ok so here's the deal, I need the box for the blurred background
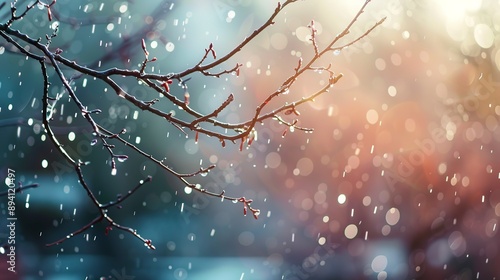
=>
[1,0,500,279]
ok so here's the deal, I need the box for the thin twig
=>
[0,183,39,196]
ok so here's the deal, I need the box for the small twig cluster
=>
[4,0,56,26]
[0,0,384,249]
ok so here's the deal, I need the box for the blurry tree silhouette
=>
[0,0,384,250]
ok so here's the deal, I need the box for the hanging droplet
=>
[115,155,128,162]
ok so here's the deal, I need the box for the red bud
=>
[162,81,170,92]
[239,138,245,151]
[253,210,260,219]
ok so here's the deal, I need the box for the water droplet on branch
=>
[115,155,128,162]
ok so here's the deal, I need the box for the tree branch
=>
[1,0,382,249]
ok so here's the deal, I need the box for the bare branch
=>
[1,0,382,249]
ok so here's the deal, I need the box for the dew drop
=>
[116,155,128,162]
